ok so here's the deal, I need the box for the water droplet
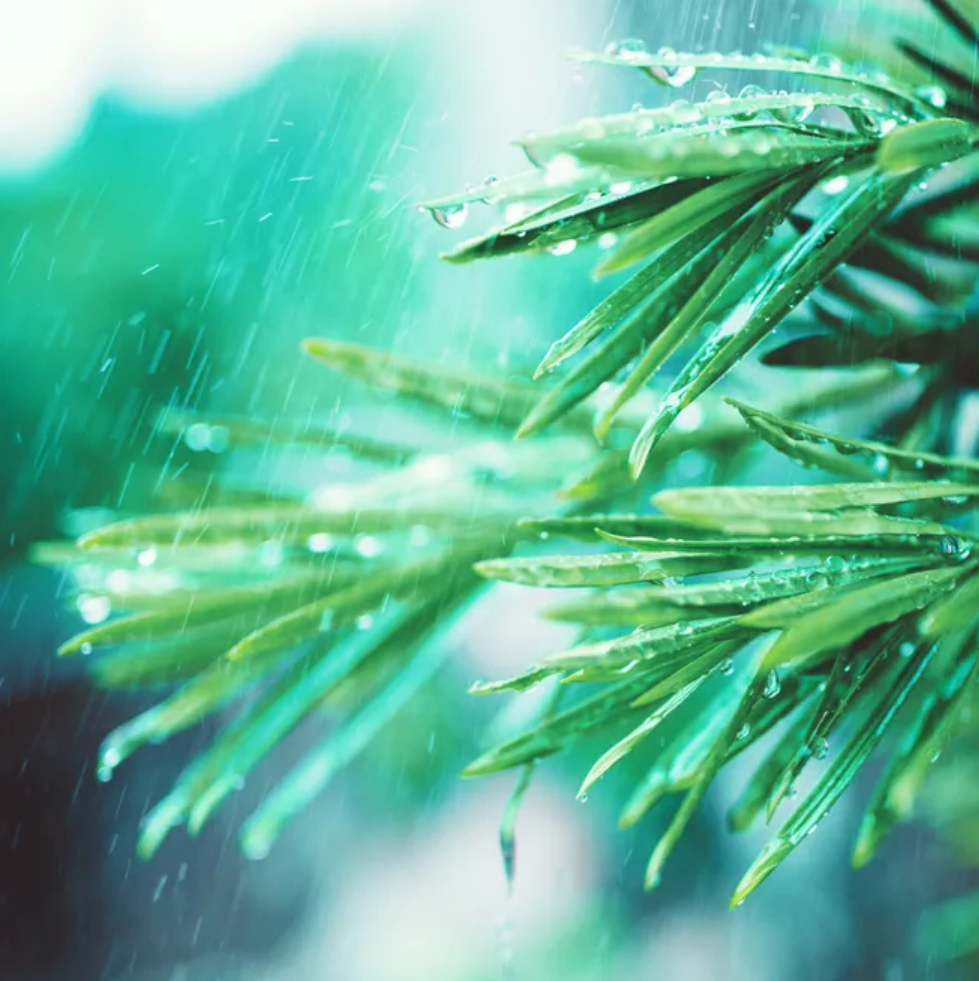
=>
[78,594,111,625]
[427,202,469,230]
[356,614,375,631]
[813,736,830,760]
[810,53,843,74]
[137,547,158,568]
[736,723,751,741]
[899,641,916,659]
[409,525,432,548]
[257,540,285,567]
[543,153,582,186]
[547,239,577,257]
[822,175,851,196]
[872,452,891,476]
[718,659,735,676]
[597,232,618,250]
[763,669,782,700]
[354,534,385,558]
[643,46,696,87]
[80,642,93,656]
[208,425,230,454]
[805,571,830,590]
[185,422,211,452]
[940,535,967,557]
[307,532,334,553]
[915,85,947,109]
[604,38,650,61]
[824,555,845,573]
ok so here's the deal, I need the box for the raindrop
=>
[597,232,618,250]
[307,532,334,553]
[899,641,916,659]
[915,85,947,109]
[354,534,386,558]
[736,723,751,741]
[426,203,469,230]
[718,659,735,676]
[805,571,829,590]
[137,547,158,568]
[871,452,891,476]
[809,53,844,74]
[185,423,212,452]
[604,38,650,61]
[409,525,432,548]
[813,737,830,760]
[78,594,111,625]
[763,669,782,699]
[356,614,375,631]
[821,175,851,196]
[547,239,577,257]
[824,555,845,573]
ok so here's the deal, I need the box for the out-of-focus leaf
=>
[231,589,473,860]
[155,407,416,463]
[58,568,359,654]
[302,338,591,432]
[227,543,490,662]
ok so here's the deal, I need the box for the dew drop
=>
[915,85,947,109]
[604,38,650,61]
[822,175,851,196]
[427,202,469,230]
[354,534,386,558]
[78,594,112,625]
[762,669,782,700]
[810,53,844,74]
[547,239,577,257]
[824,555,845,574]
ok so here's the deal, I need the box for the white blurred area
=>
[0,0,420,172]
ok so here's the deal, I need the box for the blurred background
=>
[0,0,969,979]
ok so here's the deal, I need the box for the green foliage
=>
[37,0,979,939]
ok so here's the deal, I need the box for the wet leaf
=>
[630,171,922,471]
[731,640,937,906]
